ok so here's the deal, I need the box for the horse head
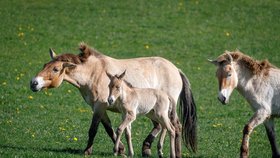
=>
[30,49,77,92]
[209,51,238,104]
[106,70,126,105]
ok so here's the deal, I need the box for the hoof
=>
[118,146,125,155]
[84,146,92,156]
[142,148,152,157]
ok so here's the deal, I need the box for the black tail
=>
[179,70,197,153]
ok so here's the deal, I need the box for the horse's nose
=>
[31,80,38,86]
[108,97,114,105]
[218,95,226,105]
[30,78,39,92]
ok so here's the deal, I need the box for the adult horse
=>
[209,50,280,158]
[30,43,197,157]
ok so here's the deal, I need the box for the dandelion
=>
[73,137,78,141]
[67,90,72,93]
[2,82,7,86]
[16,76,20,80]
[212,123,223,128]
[144,44,150,49]
[225,32,230,37]
[59,127,66,131]
[28,95,34,99]
[18,32,24,38]
[32,134,35,137]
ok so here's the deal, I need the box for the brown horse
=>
[30,43,197,157]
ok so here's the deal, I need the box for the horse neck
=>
[234,62,255,94]
[66,56,106,89]
[120,83,135,103]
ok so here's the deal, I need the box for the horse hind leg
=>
[142,120,161,157]
[157,128,167,158]
[264,119,280,158]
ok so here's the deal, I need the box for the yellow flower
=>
[73,137,78,141]
[67,90,72,93]
[144,44,149,49]
[59,127,66,131]
[16,77,20,80]
[225,32,230,36]
[18,32,24,38]
[28,95,33,99]
[2,82,7,86]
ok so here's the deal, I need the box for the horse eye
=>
[227,73,232,77]
[53,67,59,73]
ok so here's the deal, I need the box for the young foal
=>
[107,71,176,158]
[209,50,280,158]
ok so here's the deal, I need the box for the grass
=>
[1,0,280,157]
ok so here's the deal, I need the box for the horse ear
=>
[49,48,57,60]
[63,62,76,69]
[106,71,114,80]
[118,70,126,79]
[226,52,233,63]
[208,59,219,66]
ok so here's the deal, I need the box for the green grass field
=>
[1,0,280,157]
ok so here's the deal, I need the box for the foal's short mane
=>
[53,43,104,64]
[222,51,274,76]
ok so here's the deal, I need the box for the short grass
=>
[1,0,280,157]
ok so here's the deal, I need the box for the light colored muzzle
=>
[30,77,45,92]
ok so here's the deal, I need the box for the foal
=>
[107,71,176,158]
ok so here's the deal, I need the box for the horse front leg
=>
[240,109,270,158]
[125,123,134,157]
[115,112,136,156]
[142,120,161,157]
[264,119,280,158]
[84,110,103,155]
[101,111,125,155]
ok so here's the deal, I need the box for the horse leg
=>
[174,116,182,158]
[125,123,134,157]
[101,111,125,155]
[240,110,270,158]
[162,117,176,158]
[84,110,103,155]
[157,128,167,158]
[264,119,280,158]
[115,112,136,156]
[142,120,161,157]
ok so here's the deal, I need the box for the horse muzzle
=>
[30,77,44,92]
[107,96,115,105]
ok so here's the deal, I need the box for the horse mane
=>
[123,80,133,88]
[222,50,274,76]
[53,42,104,64]
[114,74,134,88]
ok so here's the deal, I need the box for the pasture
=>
[1,0,280,157]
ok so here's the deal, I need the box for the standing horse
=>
[209,50,280,158]
[30,43,197,157]
[107,71,177,157]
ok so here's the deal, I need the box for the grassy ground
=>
[1,0,280,157]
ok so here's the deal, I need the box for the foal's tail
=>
[179,70,197,153]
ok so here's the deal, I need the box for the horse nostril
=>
[33,80,38,86]
[108,98,113,105]
[218,95,226,104]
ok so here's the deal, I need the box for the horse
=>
[209,50,280,158]
[106,70,177,157]
[30,43,197,157]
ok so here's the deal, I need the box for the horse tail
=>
[179,70,197,153]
